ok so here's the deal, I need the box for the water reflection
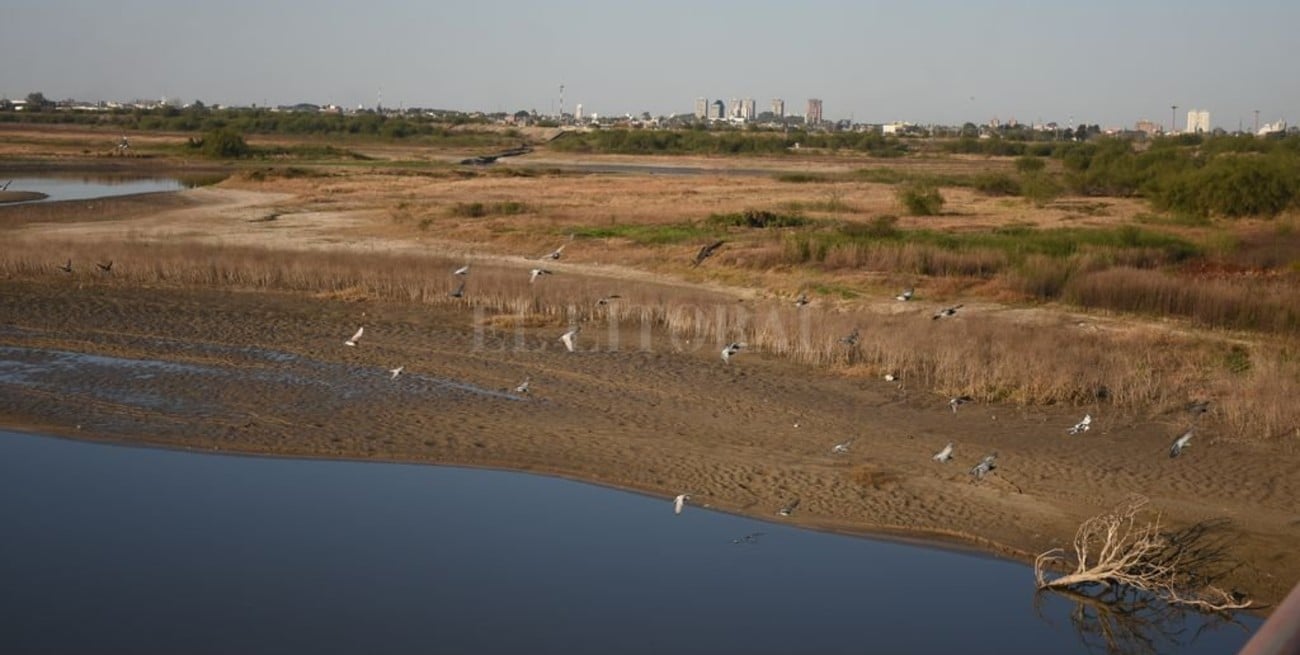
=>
[0,431,1259,655]
[0,173,222,204]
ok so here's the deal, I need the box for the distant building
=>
[694,97,709,120]
[1258,120,1288,136]
[806,98,823,125]
[1186,109,1211,134]
[741,98,756,120]
[728,98,742,119]
[1134,119,1162,136]
[771,98,785,118]
[710,100,725,120]
[575,103,584,121]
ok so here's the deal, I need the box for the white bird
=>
[449,280,466,298]
[453,264,470,276]
[560,327,580,352]
[778,498,800,517]
[970,452,998,479]
[896,287,914,301]
[389,366,404,380]
[541,244,565,260]
[344,327,364,347]
[529,268,552,283]
[1067,414,1092,435]
[933,304,964,320]
[794,293,810,307]
[1169,428,1194,458]
[884,373,900,382]
[673,493,690,515]
[514,377,531,394]
[831,438,854,454]
[721,342,746,363]
[949,395,973,413]
[933,442,954,463]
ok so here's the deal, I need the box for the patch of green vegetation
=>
[896,182,945,216]
[774,172,832,183]
[707,209,810,229]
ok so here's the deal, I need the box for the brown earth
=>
[0,150,1297,610]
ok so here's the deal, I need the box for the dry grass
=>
[6,236,1299,442]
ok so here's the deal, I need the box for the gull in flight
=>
[691,240,725,267]
[839,328,860,347]
[1169,427,1194,458]
[933,304,964,320]
[560,327,580,352]
[778,498,800,517]
[389,366,404,380]
[896,287,914,301]
[96,260,113,272]
[453,264,470,276]
[831,438,854,454]
[541,244,565,261]
[58,259,73,273]
[514,377,531,394]
[933,442,954,463]
[449,280,466,298]
[794,293,810,308]
[1187,400,1211,419]
[1067,414,1092,435]
[721,342,746,363]
[673,493,691,515]
[344,327,364,347]
[970,452,998,480]
[949,395,973,413]
[529,268,552,283]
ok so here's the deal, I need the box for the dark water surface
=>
[0,431,1258,655]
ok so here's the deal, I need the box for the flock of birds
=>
[54,259,113,274]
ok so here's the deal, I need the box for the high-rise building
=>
[1134,119,1161,136]
[741,98,756,120]
[575,104,584,121]
[1186,109,1211,133]
[729,98,742,119]
[694,97,709,120]
[806,98,823,125]
[771,98,785,118]
[710,100,725,120]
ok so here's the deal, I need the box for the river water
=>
[0,431,1259,654]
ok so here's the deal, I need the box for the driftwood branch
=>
[1035,496,1252,613]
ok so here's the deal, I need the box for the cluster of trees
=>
[549,129,908,157]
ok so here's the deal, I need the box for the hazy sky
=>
[3,0,1296,129]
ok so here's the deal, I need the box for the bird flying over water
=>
[1067,414,1092,435]
[896,287,914,301]
[453,264,470,276]
[389,366,404,380]
[1169,428,1194,458]
[344,327,364,347]
[58,259,73,273]
[970,452,998,479]
[529,268,552,283]
[560,327,580,352]
[831,438,854,454]
[933,304,964,320]
[692,240,725,267]
[721,342,746,363]
[933,442,954,463]
[673,493,691,515]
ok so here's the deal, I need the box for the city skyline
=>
[3,0,1297,130]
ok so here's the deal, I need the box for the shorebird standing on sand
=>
[1169,427,1194,458]
[933,443,954,462]
[344,327,364,347]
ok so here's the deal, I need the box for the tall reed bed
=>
[4,237,1297,441]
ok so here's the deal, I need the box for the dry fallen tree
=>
[1035,496,1253,613]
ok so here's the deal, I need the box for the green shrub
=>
[708,209,808,228]
[895,182,945,216]
[193,128,250,158]
[1015,156,1046,174]
[973,172,1021,196]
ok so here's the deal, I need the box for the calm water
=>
[0,431,1258,655]
[0,175,193,204]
